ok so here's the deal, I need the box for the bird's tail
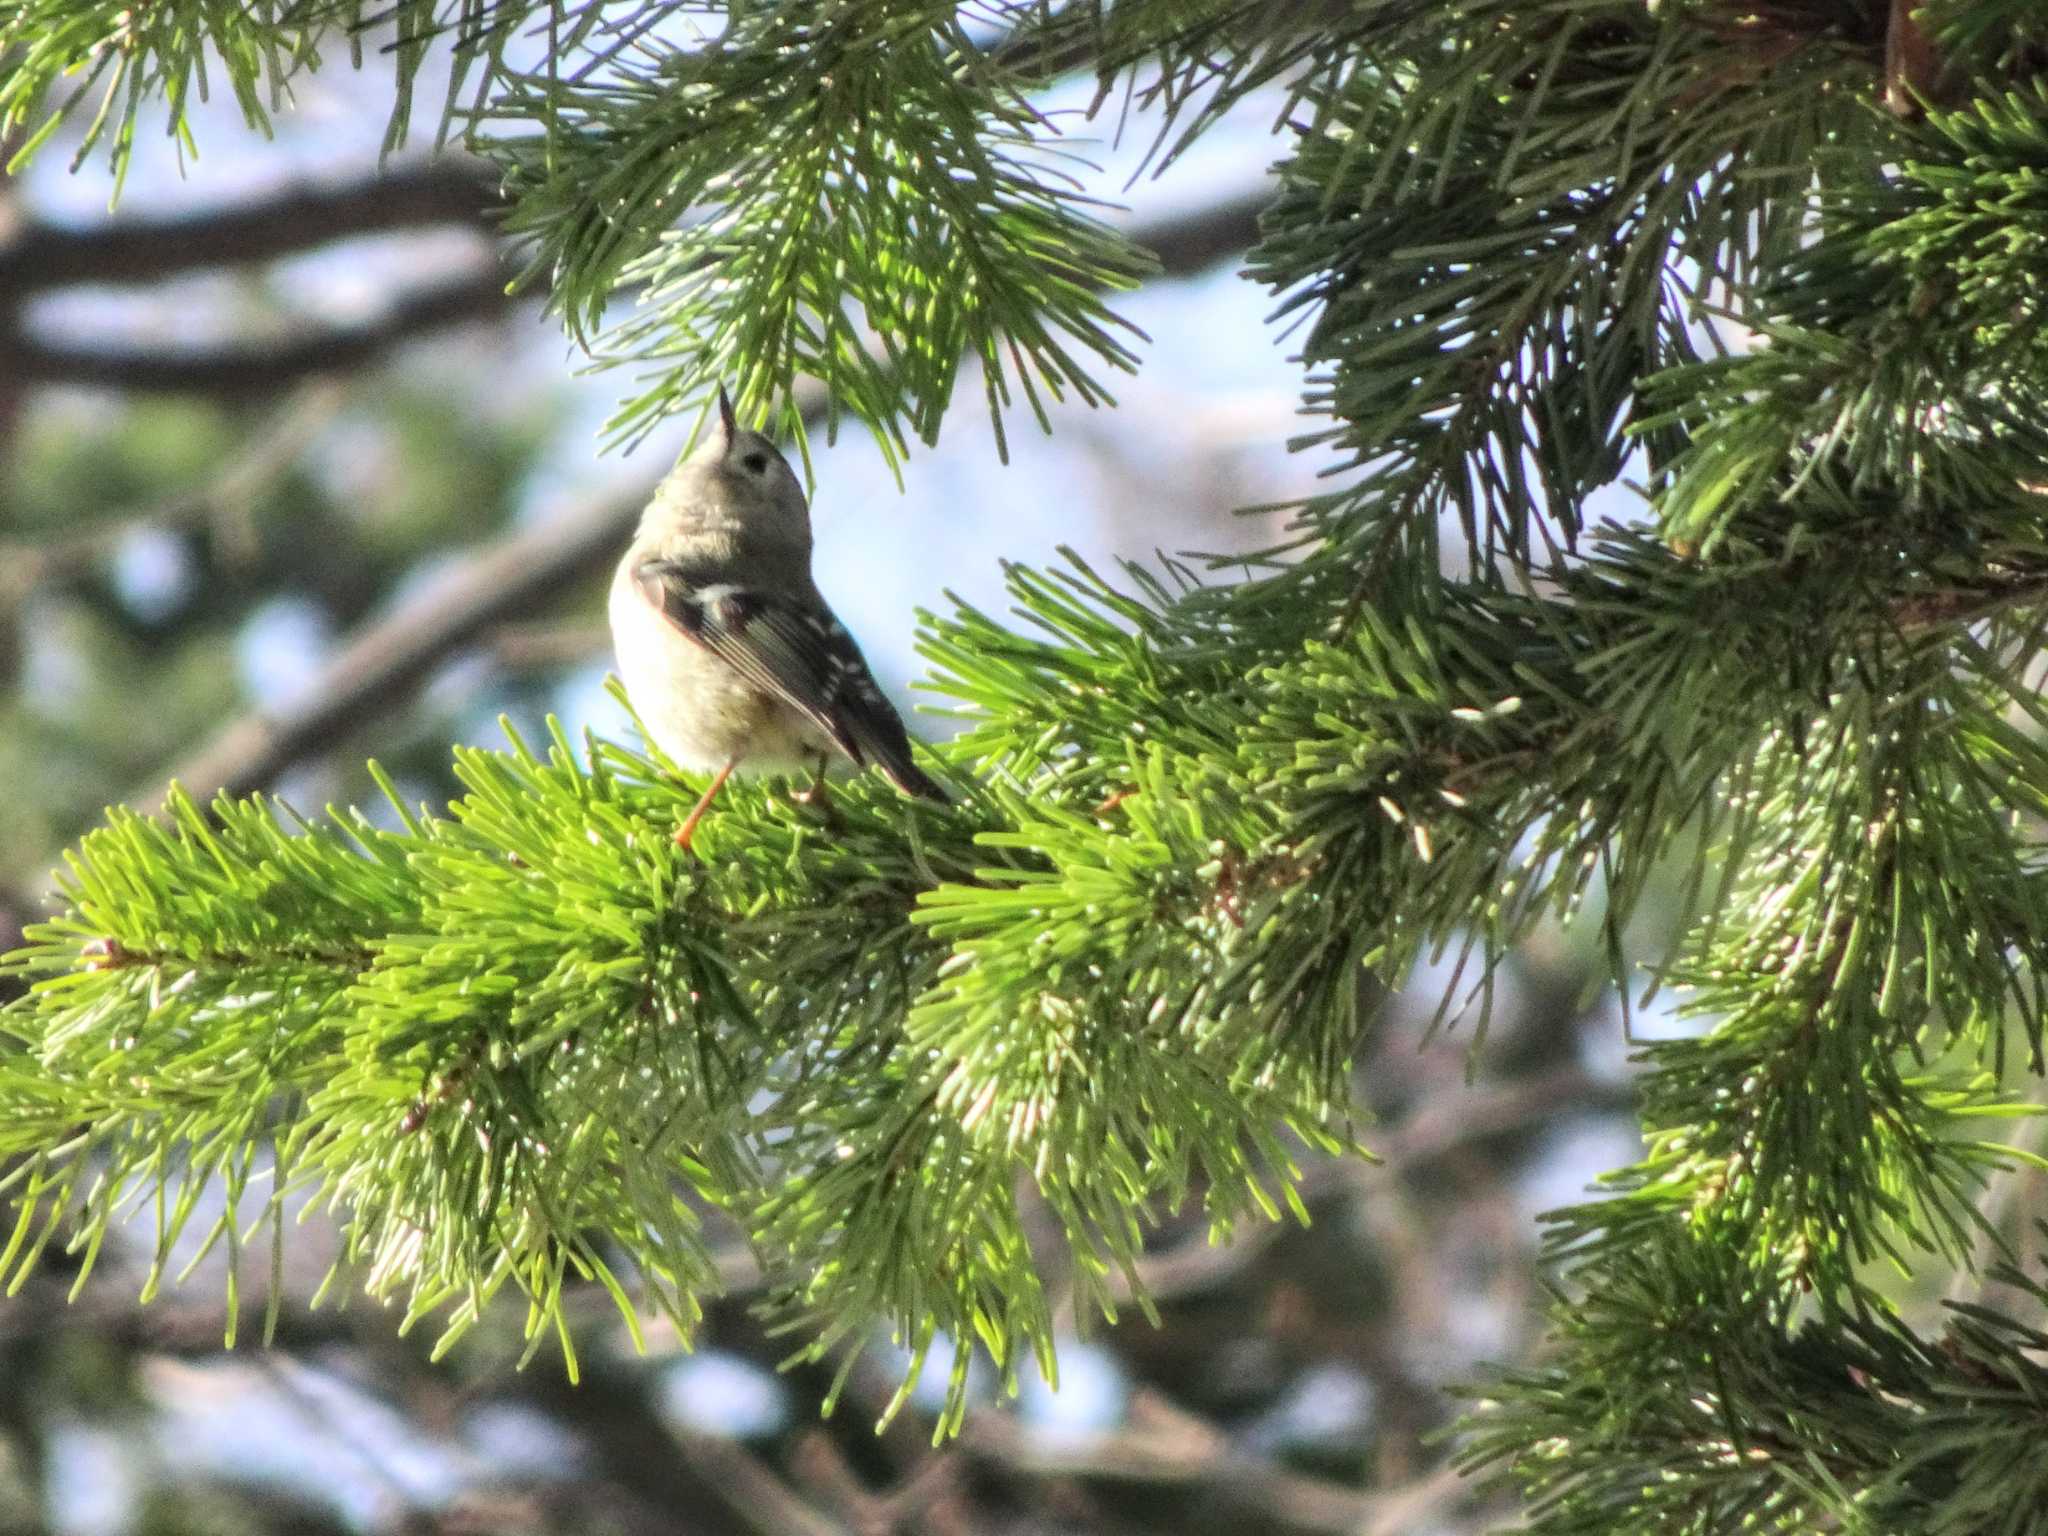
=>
[875,749,949,803]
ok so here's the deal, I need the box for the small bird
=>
[609,386,948,852]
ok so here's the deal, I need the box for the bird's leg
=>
[789,751,840,828]
[675,756,738,855]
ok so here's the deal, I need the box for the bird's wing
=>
[634,558,947,801]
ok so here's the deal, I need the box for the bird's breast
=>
[607,560,829,773]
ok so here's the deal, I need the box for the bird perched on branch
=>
[609,386,948,852]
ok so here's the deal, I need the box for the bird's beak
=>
[716,383,738,449]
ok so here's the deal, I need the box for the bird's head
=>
[642,385,811,547]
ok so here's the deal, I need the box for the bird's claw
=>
[789,765,840,829]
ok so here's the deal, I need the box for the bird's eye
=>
[742,452,770,474]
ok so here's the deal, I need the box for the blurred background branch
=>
[0,159,500,296]
[6,266,511,395]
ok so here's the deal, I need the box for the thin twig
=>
[0,384,347,613]
[963,1392,1406,1536]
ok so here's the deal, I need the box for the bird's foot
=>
[789,763,841,829]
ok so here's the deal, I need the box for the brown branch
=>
[0,121,32,459]
[478,1361,773,1536]
[486,617,614,669]
[4,182,1267,403]
[0,159,501,298]
[1892,562,2048,632]
[0,149,1265,402]
[7,266,517,398]
[1136,183,1270,276]
[673,1429,851,1536]
[962,1392,1472,1536]
[1884,0,1944,118]
[109,187,1271,824]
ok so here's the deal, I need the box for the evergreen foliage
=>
[10,0,2048,1527]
